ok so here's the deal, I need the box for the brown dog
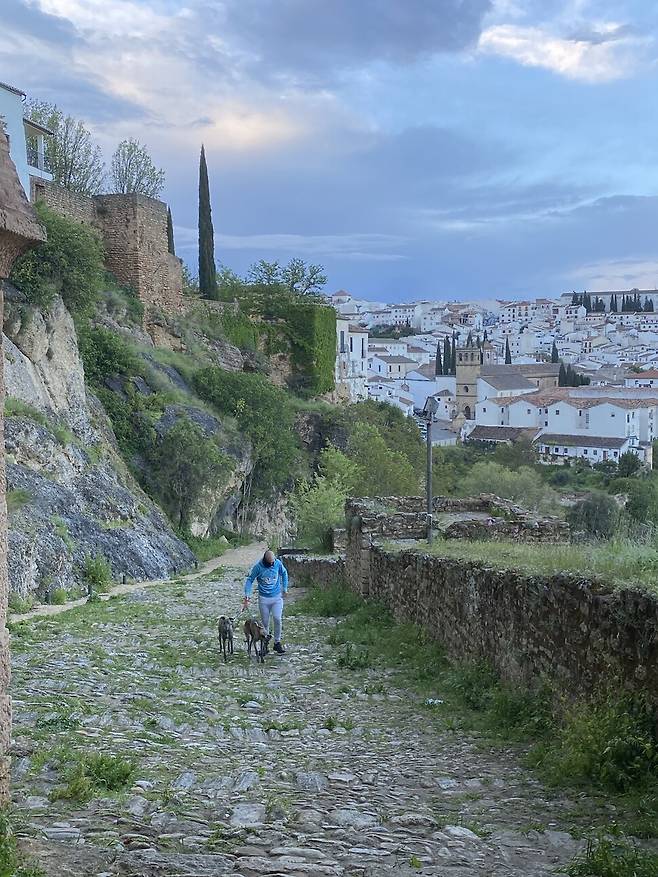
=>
[244,618,272,664]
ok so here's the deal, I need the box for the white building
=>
[335,318,368,401]
[0,81,52,197]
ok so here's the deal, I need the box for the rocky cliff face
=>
[3,286,195,599]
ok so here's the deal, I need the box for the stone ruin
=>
[0,129,46,803]
[338,494,568,546]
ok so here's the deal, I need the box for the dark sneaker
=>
[273,642,286,655]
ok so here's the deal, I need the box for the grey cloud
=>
[221,0,492,81]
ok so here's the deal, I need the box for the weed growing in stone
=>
[562,837,658,876]
[0,811,45,877]
[529,695,658,793]
[50,752,136,802]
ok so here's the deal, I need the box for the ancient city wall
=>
[33,181,183,323]
[284,496,658,703]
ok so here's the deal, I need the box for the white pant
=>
[258,595,283,642]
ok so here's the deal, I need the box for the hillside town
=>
[332,289,658,466]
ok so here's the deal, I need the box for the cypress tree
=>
[451,336,456,375]
[198,144,217,299]
[558,362,567,386]
[466,330,473,347]
[504,337,511,364]
[435,340,442,376]
[483,329,488,342]
[443,337,451,375]
[610,294,617,312]
[551,340,559,363]
[166,206,175,256]
[571,291,579,305]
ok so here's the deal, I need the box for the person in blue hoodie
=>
[243,549,288,655]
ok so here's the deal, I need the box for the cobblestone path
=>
[10,548,589,876]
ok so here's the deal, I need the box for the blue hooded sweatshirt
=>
[244,558,289,599]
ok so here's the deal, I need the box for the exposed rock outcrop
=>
[3,288,195,597]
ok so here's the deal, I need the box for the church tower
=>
[455,338,494,420]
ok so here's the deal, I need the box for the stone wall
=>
[33,181,183,324]
[285,554,345,588]
[338,508,658,702]
[346,495,568,544]
[0,130,46,803]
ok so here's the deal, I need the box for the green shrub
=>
[77,323,141,387]
[462,461,558,514]
[291,477,347,550]
[51,588,67,605]
[563,837,658,877]
[10,202,104,313]
[567,491,621,538]
[182,532,237,562]
[531,695,658,792]
[83,553,112,592]
[7,489,32,515]
[8,594,35,614]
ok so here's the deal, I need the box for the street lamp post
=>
[423,397,440,544]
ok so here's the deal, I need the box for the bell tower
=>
[455,340,481,421]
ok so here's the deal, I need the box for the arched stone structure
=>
[0,130,45,803]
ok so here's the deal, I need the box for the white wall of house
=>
[537,439,631,464]
[0,84,30,195]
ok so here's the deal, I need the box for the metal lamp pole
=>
[426,414,433,543]
[424,397,439,544]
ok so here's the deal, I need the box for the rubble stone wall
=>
[33,182,183,322]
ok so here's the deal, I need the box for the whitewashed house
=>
[335,318,368,401]
[0,80,52,197]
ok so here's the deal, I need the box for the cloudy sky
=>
[2,0,658,301]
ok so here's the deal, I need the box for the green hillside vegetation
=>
[9,204,428,553]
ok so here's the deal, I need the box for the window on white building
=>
[555,409,560,415]
[482,407,487,412]
[544,421,548,427]
[349,337,353,353]
[593,450,598,455]
[614,451,618,458]
[583,449,588,455]
[527,409,531,414]
[554,447,559,453]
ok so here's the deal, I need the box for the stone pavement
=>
[9,547,589,876]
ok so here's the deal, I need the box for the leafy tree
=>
[282,258,327,296]
[292,476,348,550]
[27,100,105,195]
[347,422,420,496]
[245,259,326,297]
[150,417,230,530]
[181,264,200,297]
[192,367,297,490]
[167,207,175,256]
[110,138,165,197]
[216,266,244,301]
[504,337,512,364]
[551,340,559,363]
[618,451,642,478]
[198,144,217,299]
[10,202,104,313]
[292,445,359,548]
[567,491,619,539]
[435,340,442,376]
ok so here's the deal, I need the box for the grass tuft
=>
[562,837,658,876]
